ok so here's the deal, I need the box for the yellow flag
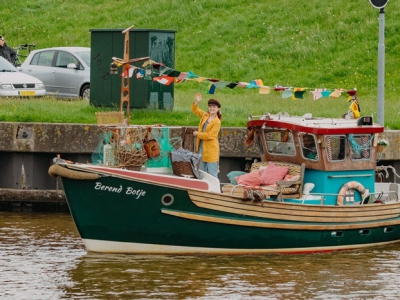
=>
[259,86,270,94]
[349,101,360,118]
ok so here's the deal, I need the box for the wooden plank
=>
[188,191,400,222]
[191,198,399,222]
[191,192,400,218]
[190,189,400,213]
[161,209,400,231]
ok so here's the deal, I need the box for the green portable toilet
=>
[90,28,176,109]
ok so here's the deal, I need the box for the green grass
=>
[2,0,400,128]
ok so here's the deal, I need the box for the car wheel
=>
[80,84,90,100]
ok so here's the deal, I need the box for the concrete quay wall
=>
[0,122,258,156]
[0,123,257,200]
[0,122,399,211]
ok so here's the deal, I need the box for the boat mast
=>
[111,25,150,126]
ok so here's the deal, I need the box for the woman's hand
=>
[193,131,198,136]
[194,93,202,105]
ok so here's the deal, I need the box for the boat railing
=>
[302,190,399,205]
[369,190,399,203]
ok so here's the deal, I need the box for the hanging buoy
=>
[337,181,368,205]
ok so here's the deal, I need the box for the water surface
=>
[1,212,400,299]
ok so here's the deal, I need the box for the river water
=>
[1,212,400,300]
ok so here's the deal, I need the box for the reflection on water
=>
[1,212,400,299]
[0,212,85,300]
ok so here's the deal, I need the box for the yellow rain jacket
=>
[191,103,221,163]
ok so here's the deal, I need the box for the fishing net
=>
[91,126,148,170]
[91,125,182,170]
[348,134,373,159]
[143,126,181,168]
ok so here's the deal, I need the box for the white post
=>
[377,8,385,126]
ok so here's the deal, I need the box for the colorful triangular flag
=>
[247,79,264,89]
[153,76,175,86]
[321,90,331,98]
[311,89,323,100]
[259,86,270,94]
[292,88,306,100]
[186,71,198,79]
[177,72,188,81]
[193,77,208,83]
[206,84,216,94]
[349,101,360,118]
[274,85,287,91]
[226,82,238,89]
[330,89,344,98]
[136,69,145,79]
[282,89,293,98]
[120,65,135,78]
[214,81,230,88]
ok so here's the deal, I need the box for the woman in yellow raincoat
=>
[191,93,222,178]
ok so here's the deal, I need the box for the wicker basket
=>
[95,111,124,125]
[171,160,196,177]
[169,152,198,177]
[117,149,147,171]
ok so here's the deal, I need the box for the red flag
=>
[153,76,174,86]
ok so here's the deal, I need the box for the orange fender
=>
[337,181,368,205]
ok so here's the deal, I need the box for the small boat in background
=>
[49,112,400,254]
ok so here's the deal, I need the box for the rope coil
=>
[49,164,100,180]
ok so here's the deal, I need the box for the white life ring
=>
[337,181,368,205]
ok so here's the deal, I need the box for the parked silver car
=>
[0,56,46,97]
[20,47,90,100]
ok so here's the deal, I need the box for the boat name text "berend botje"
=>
[94,182,146,199]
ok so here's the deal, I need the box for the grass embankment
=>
[2,0,400,128]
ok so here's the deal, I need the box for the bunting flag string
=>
[116,58,358,101]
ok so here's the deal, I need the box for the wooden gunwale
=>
[63,164,204,191]
[161,209,400,231]
[188,190,400,223]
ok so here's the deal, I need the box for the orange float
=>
[337,181,368,205]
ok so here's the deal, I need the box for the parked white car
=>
[20,47,90,100]
[0,56,46,97]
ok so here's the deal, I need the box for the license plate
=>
[19,91,36,96]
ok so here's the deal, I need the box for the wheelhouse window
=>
[325,135,346,161]
[299,133,319,161]
[264,129,295,156]
[348,134,372,161]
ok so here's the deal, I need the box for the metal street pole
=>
[377,8,385,126]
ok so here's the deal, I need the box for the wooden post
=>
[111,26,150,126]
[120,25,134,125]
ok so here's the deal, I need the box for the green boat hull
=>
[61,174,400,254]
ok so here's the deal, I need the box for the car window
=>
[0,56,17,71]
[56,51,79,68]
[75,51,90,67]
[31,50,56,67]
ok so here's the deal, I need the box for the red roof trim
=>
[247,119,384,135]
